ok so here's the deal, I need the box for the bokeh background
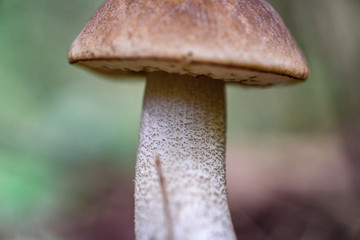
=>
[0,0,359,239]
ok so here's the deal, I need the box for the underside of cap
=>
[69,0,308,86]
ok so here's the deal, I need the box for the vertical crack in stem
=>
[155,155,174,240]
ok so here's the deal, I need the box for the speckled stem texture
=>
[135,72,235,240]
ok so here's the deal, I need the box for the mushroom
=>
[68,0,308,239]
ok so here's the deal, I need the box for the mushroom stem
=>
[135,72,236,240]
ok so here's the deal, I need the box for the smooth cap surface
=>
[69,0,308,86]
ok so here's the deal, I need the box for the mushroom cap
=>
[68,0,308,86]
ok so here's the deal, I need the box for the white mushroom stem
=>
[135,72,236,240]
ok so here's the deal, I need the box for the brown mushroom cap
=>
[68,0,308,86]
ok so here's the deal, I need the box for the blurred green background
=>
[0,0,359,239]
